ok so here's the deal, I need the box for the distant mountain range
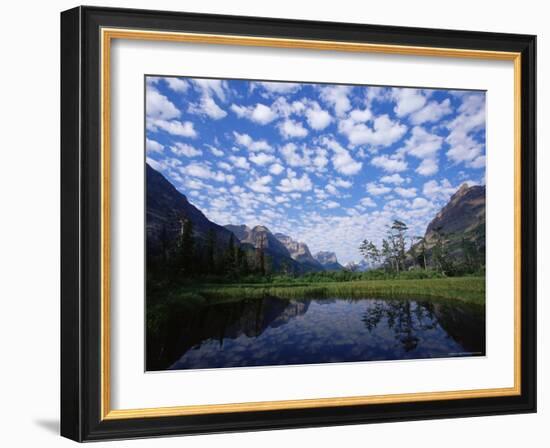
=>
[146,163,485,273]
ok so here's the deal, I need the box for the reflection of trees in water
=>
[361,300,484,354]
[147,296,310,370]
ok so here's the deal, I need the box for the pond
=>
[146,296,485,371]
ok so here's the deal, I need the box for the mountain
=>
[225,225,291,258]
[343,259,371,272]
[424,183,485,254]
[224,224,305,273]
[274,233,324,272]
[314,251,344,271]
[146,163,237,257]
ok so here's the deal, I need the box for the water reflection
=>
[146,296,485,371]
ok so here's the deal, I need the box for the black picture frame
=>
[61,5,536,442]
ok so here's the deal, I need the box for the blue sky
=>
[145,76,486,265]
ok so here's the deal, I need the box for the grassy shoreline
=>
[154,277,486,306]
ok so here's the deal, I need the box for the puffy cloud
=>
[324,200,340,209]
[164,77,189,93]
[403,126,444,159]
[360,197,377,207]
[146,88,180,120]
[170,142,202,157]
[416,158,438,176]
[371,154,408,173]
[191,79,227,101]
[398,126,443,176]
[445,93,486,167]
[181,163,235,183]
[320,85,352,116]
[230,102,278,124]
[257,81,301,95]
[280,142,310,167]
[366,182,391,196]
[380,174,405,184]
[392,88,427,117]
[305,103,332,130]
[410,98,452,125]
[269,163,285,175]
[411,197,431,209]
[338,114,407,147]
[394,186,417,198]
[423,179,456,200]
[148,119,197,138]
[278,119,309,139]
[277,173,313,193]
[207,145,224,157]
[322,138,363,176]
[228,155,251,170]
[146,138,163,154]
[247,175,273,193]
[233,132,272,152]
[188,95,227,119]
[249,152,276,166]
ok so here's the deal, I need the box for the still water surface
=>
[147,296,485,371]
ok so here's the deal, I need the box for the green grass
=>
[158,277,485,306]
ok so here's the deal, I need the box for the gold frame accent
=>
[100,28,522,421]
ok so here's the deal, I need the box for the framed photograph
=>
[61,6,536,441]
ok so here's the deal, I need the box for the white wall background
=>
[0,0,546,446]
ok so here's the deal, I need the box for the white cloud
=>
[338,114,407,146]
[445,93,486,167]
[164,77,189,92]
[230,102,278,124]
[324,200,340,209]
[247,175,273,193]
[249,152,276,166]
[278,119,309,139]
[392,88,427,117]
[257,81,301,95]
[207,145,224,157]
[305,103,332,130]
[277,173,313,193]
[380,174,404,184]
[320,85,352,116]
[469,155,486,169]
[228,155,251,170]
[402,126,444,159]
[423,179,456,200]
[322,138,363,176]
[146,138,163,154]
[371,155,408,173]
[233,132,272,152]
[416,158,438,176]
[411,197,431,209]
[410,98,452,125]
[191,79,227,101]
[331,178,353,189]
[188,95,227,120]
[170,142,202,157]
[394,186,417,198]
[366,182,391,196]
[181,163,235,183]
[349,108,372,122]
[218,161,232,171]
[360,197,377,207]
[280,142,311,167]
[148,119,197,138]
[398,126,443,176]
[146,88,180,120]
[269,163,285,175]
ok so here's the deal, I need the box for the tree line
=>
[148,217,274,283]
[359,219,485,277]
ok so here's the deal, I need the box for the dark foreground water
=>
[146,296,485,371]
